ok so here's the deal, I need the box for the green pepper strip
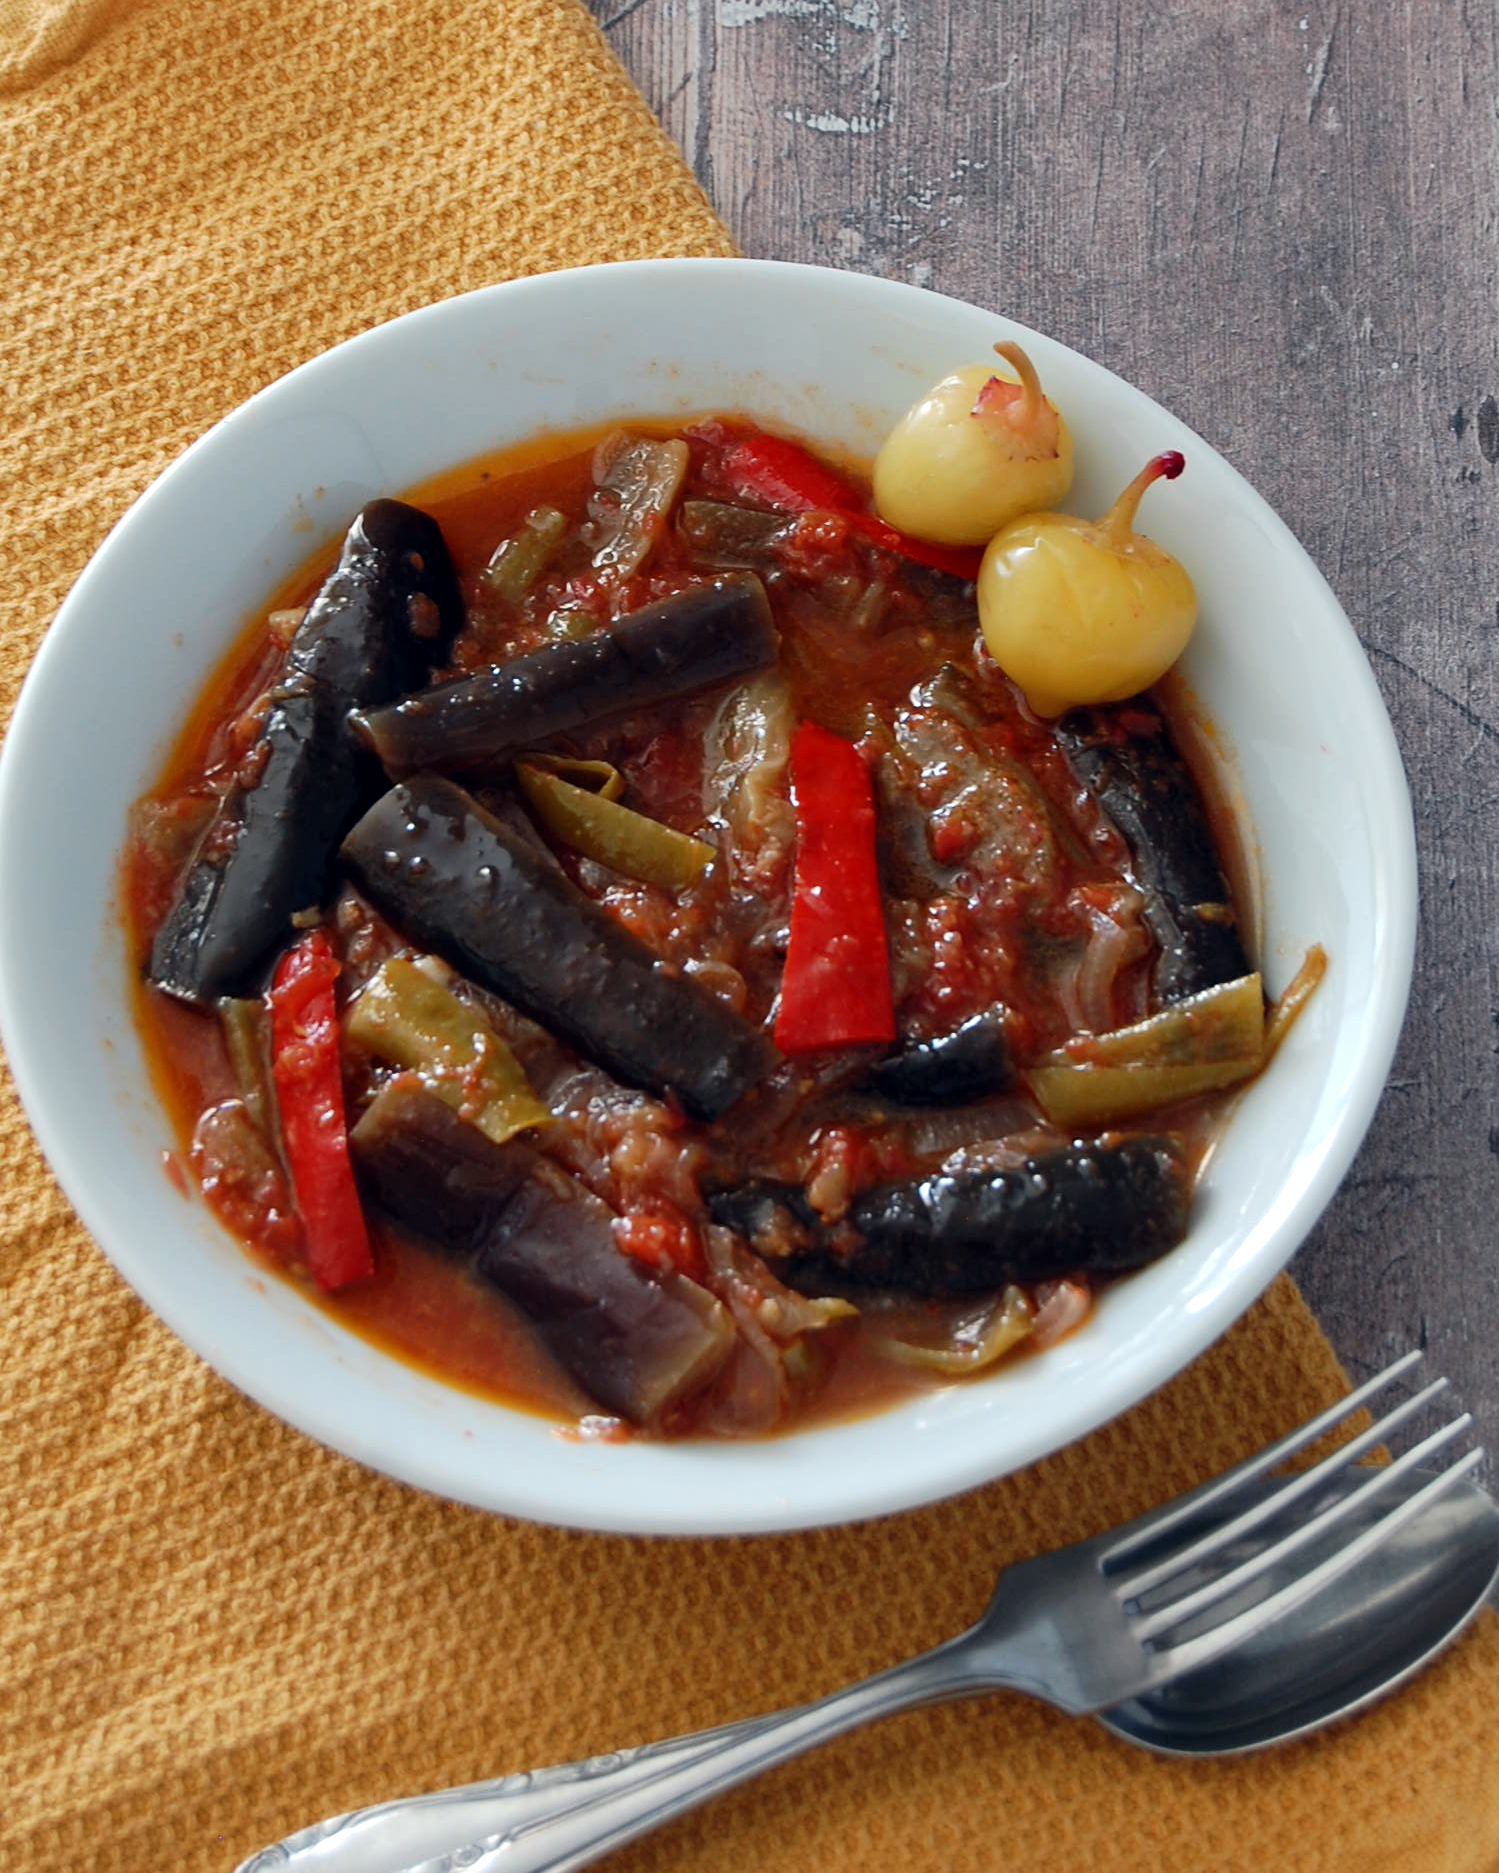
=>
[516,762,715,892]
[1027,1055,1264,1127]
[1026,972,1265,1125]
[346,957,550,1147]
[481,505,568,604]
[217,996,275,1136]
[1058,973,1264,1067]
[518,752,624,800]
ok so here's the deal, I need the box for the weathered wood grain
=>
[592,0,1499,1463]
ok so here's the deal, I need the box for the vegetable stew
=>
[124,415,1309,1440]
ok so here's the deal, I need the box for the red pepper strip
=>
[844,510,983,581]
[718,434,983,583]
[774,722,896,1054]
[268,930,374,1291]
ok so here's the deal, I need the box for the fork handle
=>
[236,1632,982,1873]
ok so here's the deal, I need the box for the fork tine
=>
[1144,1444,1486,1683]
[1132,1414,1476,1644]
[1116,1374,1451,1602]
[1099,1348,1425,1569]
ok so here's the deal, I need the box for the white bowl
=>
[0,259,1416,1534]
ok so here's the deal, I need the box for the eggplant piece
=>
[678,500,798,570]
[341,775,778,1121]
[705,1180,822,1258]
[865,1008,1014,1106]
[708,1136,1189,1298]
[351,575,777,775]
[149,501,463,1003]
[1055,706,1249,1002]
[874,682,1064,902]
[351,1081,733,1424]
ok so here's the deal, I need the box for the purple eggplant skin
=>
[149,501,463,1004]
[863,1007,1014,1107]
[350,574,777,775]
[1055,705,1249,1003]
[350,1079,733,1425]
[341,775,779,1121]
[708,1135,1190,1299]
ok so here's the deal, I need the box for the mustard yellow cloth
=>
[0,4,1495,1869]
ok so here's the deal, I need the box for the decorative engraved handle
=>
[235,1633,982,1873]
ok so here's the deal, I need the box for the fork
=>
[237,1351,1483,1873]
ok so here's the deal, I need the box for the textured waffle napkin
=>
[0,3,1495,1868]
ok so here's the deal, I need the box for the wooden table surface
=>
[591,0,1499,1462]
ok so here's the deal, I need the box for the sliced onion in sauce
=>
[874,1285,1034,1375]
[702,1223,856,1343]
[1028,1277,1092,1350]
[1261,945,1329,1062]
[1070,885,1150,1035]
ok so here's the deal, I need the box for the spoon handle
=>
[235,1635,980,1873]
